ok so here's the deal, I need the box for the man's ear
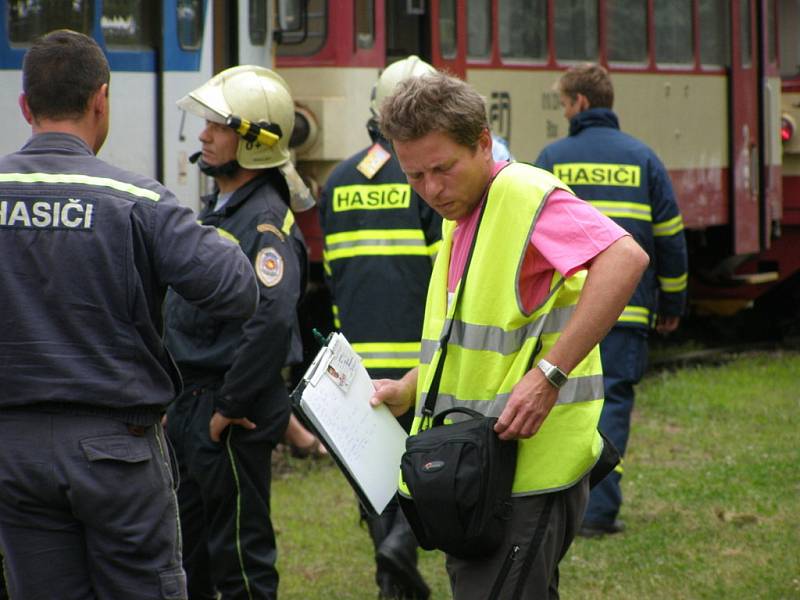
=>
[478,127,493,157]
[18,93,34,125]
[576,93,591,112]
[92,83,109,117]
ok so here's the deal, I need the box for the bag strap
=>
[431,406,484,427]
[419,175,495,430]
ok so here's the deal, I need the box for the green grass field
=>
[272,351,800,599]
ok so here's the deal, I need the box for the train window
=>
[606,0,647,63]
[698,0,729,66]
[554,0,598,61]
[102,0,156,49]
[355,0,374,49]
[249,0,267,46]
[439,0,457,59]
[779,0,800,77]
[277,0,327,56]
[740,0,752,67]
[467,0,491,59]
[655,1,693,65]
[8,0,93,45]
[499,0,546,60]
[175,0,203,49]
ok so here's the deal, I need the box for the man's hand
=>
[656,314,680,335]
[494,367,559,440]
[370,368,418,417]
[209,411,256,442]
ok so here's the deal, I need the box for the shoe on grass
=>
[577,519,626,538]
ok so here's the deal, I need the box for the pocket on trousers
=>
[159,566,188,599]
[80,434,152,463]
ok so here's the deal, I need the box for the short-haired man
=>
[320,55,439,600]
[536,63,688,537]
[0,30,258,599]
[371,71,649,598]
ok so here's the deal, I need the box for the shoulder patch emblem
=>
[255,247,284,287]
[256,222,285,241]
[356,143,392,179]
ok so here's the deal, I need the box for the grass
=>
[272,351,800,599]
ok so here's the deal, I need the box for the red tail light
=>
[782,116,795,143]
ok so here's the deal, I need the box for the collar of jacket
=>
[21,132,94,156]
[366,120,393,151]
[200,169,288,219]
[569,108,620,137]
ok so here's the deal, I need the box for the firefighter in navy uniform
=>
[536,63,688,537]
[0,31,259,600]
[319,56,440,600]
[163,66,312,599]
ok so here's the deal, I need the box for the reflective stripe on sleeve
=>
[658,273,688,293]
[653,214,684,237]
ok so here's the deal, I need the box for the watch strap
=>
[537,358,568,389]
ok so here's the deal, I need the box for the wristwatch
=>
[537,358,568,389]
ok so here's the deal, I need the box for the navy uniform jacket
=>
[164,171,307,430]
[0,133,257,424]
[319,135,441,378]
[536,109,688,329]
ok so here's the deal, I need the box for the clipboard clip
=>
[313,328,331,348]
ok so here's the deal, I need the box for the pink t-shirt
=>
[449,164,628,312]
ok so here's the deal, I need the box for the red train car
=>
[277,0,800,333]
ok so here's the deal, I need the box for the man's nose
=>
[424,174,443,199]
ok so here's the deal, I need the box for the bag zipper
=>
[404,435,481,451]
[488,543,520,600]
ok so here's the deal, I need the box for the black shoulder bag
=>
[397,187,519,559]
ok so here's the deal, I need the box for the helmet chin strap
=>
[367,118,382,142]
[189,151,240,178]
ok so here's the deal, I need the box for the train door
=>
[430,0,466,77]
[158,0,215,212]
[729,0,761,254]
[386,1,431,63]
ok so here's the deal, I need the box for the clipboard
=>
[290,332,408,516]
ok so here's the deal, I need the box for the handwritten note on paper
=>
[298,333,407,514]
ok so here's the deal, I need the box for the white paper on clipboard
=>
[294,333,408,515]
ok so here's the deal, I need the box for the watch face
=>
[550,368,567,386]
[539,359,567,387]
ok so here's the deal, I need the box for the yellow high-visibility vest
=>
[403,162,604,495]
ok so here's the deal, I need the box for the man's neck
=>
[32,119,97,153]
[215,167,261,194]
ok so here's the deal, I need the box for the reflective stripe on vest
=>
[402,163,603,497]
[589,200,651,222]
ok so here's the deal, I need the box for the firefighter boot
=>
[376,510,430,600]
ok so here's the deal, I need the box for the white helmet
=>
[370,55,435,118]
[177,65,294,169]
